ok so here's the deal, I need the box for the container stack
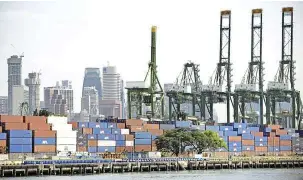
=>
[8,130,32,153]
[33,130,57,153]
[48,116,76,152]
[0,132,7,153]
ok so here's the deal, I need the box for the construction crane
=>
[10,44,24,58]
[166,61,203,121]
[19,102,29,116]
[265,7,301,129]
[125,26,165,120]
[201,10,233,123]
[234,9,265,124]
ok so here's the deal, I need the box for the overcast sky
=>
[0,0,302,113]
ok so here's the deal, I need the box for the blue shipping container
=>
[34,138,56,145]
[228,141,241,147]
[224,131,238,136]
[220,136,228,142]
[135,132,151,139]
[219,126,233,131]
[233,123,247,129]
[135,139,152,145]
[9,145,32,153]
[88,122,108,128]
[9,138,32,145]
[279,135,292,140]
[255,141,268,146]
[218,131,224,137]
[206,126,220,131]
[268,146,280,152]
[264,128,272,133]
[116,141,125,147]
[175,121,192,128]
[242,146,254,151]
[111,129,121,135]
[247,127,260,132]
[255,137,268,142]
[242,133,254,140]
[97,146,115,153]
[152,135,158,141]
[98,134,115,140]
[77,122,89,128]
[0,133,7,140]
[93,128,111,135]
[115,135,125,141]
[159,124,175,130]
[228,147,242,152]
[237,128,250,135]
[87,134,97,140]
[107,123,117,128]
[88,147,97,153]
[280,146,291,151]
[8,130,32,138]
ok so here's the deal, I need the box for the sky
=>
[0,0,302,113]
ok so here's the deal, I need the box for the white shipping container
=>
[56,144,76,152]
[125,141,134,146]
[121,129,129,135]
[57,130,77,138]
[52,124,73,130]
[57,137,77,145]
[97,140,116,146]
[47,116,68,124]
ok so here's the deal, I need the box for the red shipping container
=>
[117,123,126,129]
[135,145,151,152]
[88,140,97,146]
[4,123,28,130]
[34,145,56,153]
[33,130,56,138]
[0,115,23,123]
[24,116,47,123]
[28,123,51,131]
[255,147,267,152]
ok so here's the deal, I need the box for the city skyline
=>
[0,1,302,113]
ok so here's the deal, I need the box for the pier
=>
[0,157,303,177]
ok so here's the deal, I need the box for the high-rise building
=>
[0,96,8,114]
[120,80,126,118]
[44,80,74,115]
[24,72,41,113]
[81,87,99,115]
[82,68,102,100]
[12,85,24,115]
[7,55,23,115]
[100,66,122,118]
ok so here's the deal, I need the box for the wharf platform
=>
[0,157,303,177]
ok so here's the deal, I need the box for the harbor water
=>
[1,169,302,180]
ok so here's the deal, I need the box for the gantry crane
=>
[201,10,233,123]
[265,7,301,128]
[234,9,265,124]
[166,61,203,121]
[126,26,165,120]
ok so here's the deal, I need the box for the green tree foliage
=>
[156,129,227,155]
[33,109,52,117]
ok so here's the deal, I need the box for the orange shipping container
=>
[130,126,146,132]
[0,126,2,133]
[34,145,56,153]
[4,123,27,130]
[115,146,134,153]
[0,115,23,123]
[228,136,241,142]
[28,123,51,131]
[148,129,164,136]
[242,140,254,146]
[280,140,291,146]
[24,116,47,123]
[143,124,159,130]
[268,140,280,146]
[88,140,97,146]
[255,146,267,152]
[275,130,288,135]
[134,145,151,152]
[125,134,134,141]
[117,123,126,129]
[267,125,280,130]
[33,130,56,138]
[126,119,143,126]
[267,132,276,137]
[0,140,6,147]
[82,128,93,135]
[251,132,263,137]
[77,146,87,152]
[68,122,78,129]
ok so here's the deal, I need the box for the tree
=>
[156,129,227,156]
[33,109,52,117]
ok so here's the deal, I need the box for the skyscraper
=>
[81,87,99,115]
[120,80,126,118]
[7,55,23,115]
[0,96,8,114]
[24,72,41,113]
[82,68,102,100]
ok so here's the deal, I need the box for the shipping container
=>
[88,147,97,153]
[228,141,241,147]
[241,133,254,140]
[254,137,268,142]
[0,126,2,133]
[288,133,299,137]
[237,128,250,134]
[28,123,51,131]
[4,123,28,130]
[274,129,288,136]
[143,124,160,130]
[93,128,111,135]
[147,129,164,136]
[242,140,254,146]
[242,146,254,151]
[134,145,151,152]
[121,129,129,135]
[280,140,291,146]
[135,139,151,145]
[68,122,78,129]
[34,137,56,145]
[129,126,145,132]
[268,146,280,152]
[218,131,224,137]
[57,137,77,145]
[251,131,263,137]
[228,147,241,152]
[126,141,134,146]
[126,119,143,126]
[88,122,108,129]
[191,125,206,131]
[57,131,77,138]
[159,124,175,130]
[82,128,93,135]
[219,126,233,131]
[220,136,228,142]
[97,140,116,146]
[24,116,47,123]
[8,130,32,138]
[47,116,68,124]
[228,136,241,142]
[125,134,134,141]
[107,123,117,128]
[97,146,115,152]
[279,135,292,140]
[115,135,125,141]
[87,134,97,140]
[263,127,272,133]
[0,140,6,147]
[206,126,220,131]
[152,135,158,141]
[88,140,98,146]
[77,122,89,128]
[0,115,23,123]
[98,134,115,140]
[33,130,56,138]
[56,144,77,152]
[255,141,268,146]
[267,125,280,130]
[233,123,247,129]
[280,146,291,151]
[77,146,87,152]
[34,145,56,153]
[117,123,126,129]
[135,132,152,139]
[247,127,260,132]
[9,145,32,153]
[255,146,267,152]
[224,131,238,136]
[116,140,125,147]
[115,146,133,153]
[0,133,6,140]
[111,129,121,135]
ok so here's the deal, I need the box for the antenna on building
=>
[107,61,110,66]
[10,44,24,58]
